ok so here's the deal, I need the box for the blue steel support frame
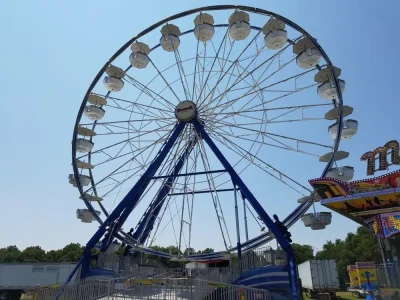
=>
[192,119,299,300]
[125,138,197,256]
[76,122,186,279]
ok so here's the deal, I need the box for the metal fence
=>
[28,276,271,300]
[377,263,400,288]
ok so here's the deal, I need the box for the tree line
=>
[0,226,384,286]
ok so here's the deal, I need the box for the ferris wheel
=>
[70,5,358,282]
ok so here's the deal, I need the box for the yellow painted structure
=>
[347,262,377,288]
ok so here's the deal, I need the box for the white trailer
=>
[0,262,77,300]
[298,259,340,298]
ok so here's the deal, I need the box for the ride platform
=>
[309,170,400,237]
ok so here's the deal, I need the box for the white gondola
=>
[76,209,100,223]
[84,105,105,121]
[297,194,321,203]
[301,212,332,230]
[69,174,91,187]
[75,159,94,169]
[160,24,181,52]
[293,37,321,69]
[130,42,151,69]
[317,79,346,100]
[262,19,287,50]
[314,66,345,100]
[106,65,125,78]
[79,193,103,202]
[296,48,321,69]
[77,127,96,137]
[325,105,354,120]
[76,139,94,153]
[326,166,354,182]
[297,196,310,203]
[228,11,251,41]
[265,31,288,50]
[129,53,149,69]
[194,13,215,42]
[329,119,358,140]
[103,76,124,92]
[319,150,349,162]
[88,94,107,106]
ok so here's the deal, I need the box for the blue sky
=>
[1,0,399,253]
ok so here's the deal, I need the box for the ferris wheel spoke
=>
[205,127,311,195]
[199,40,294,113]
[146,137,201,249]
[80,117,175,128]
[213,127,319,157]
[149,58,182,103]
[77,122,174,161]
[200,55,314,118]
[198,28,265,109]
[174,48,193,100]
[201,79,318,126]
[104,102,170,121]
[105,95,174,117]
[87,134,173,194]
[123,74,176,110]
[206,118,332,149]
[100,130,189,202]
[206,103,331,120]
[105,94,172,119]
[196,28,230,105]
[191,39,201,102]
[198,138,232,251]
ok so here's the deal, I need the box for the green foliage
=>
[291,243,314,264]
[315,226,381,287]
[0,225,383,286]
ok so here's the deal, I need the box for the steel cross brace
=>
[126,138,197,256]
[192,119,299,300]
[76,122,186,280]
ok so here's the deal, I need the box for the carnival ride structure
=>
[66,5,358,299]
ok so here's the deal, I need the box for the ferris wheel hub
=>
[174,100,197,122]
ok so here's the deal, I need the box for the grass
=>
[303,289,400,300]
[303,291,358,300]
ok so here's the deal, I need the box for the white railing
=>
[29,276,271,300]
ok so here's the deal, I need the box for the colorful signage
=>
[309,171,400,228]
[366,212,400,238]
[361,140,400,176]
[308,141,400,237]
[347,265,359,288]
[347,262,378,289]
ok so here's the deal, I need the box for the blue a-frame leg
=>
[61,122,186,286]
[125,138,197,256]
[61,119,299,300]
[192,119,299,300]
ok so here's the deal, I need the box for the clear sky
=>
[1,0,399,254]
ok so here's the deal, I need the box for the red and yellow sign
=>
[309,171,400,223]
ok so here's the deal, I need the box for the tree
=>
[0,246,21,263]
[184,247,195,256]
[20,246,46,262]
[291,243,314,264]
[59,243,85,262]
[201,248,214,254]
[315,226,381,288]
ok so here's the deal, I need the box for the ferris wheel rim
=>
[71,5,345,255]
